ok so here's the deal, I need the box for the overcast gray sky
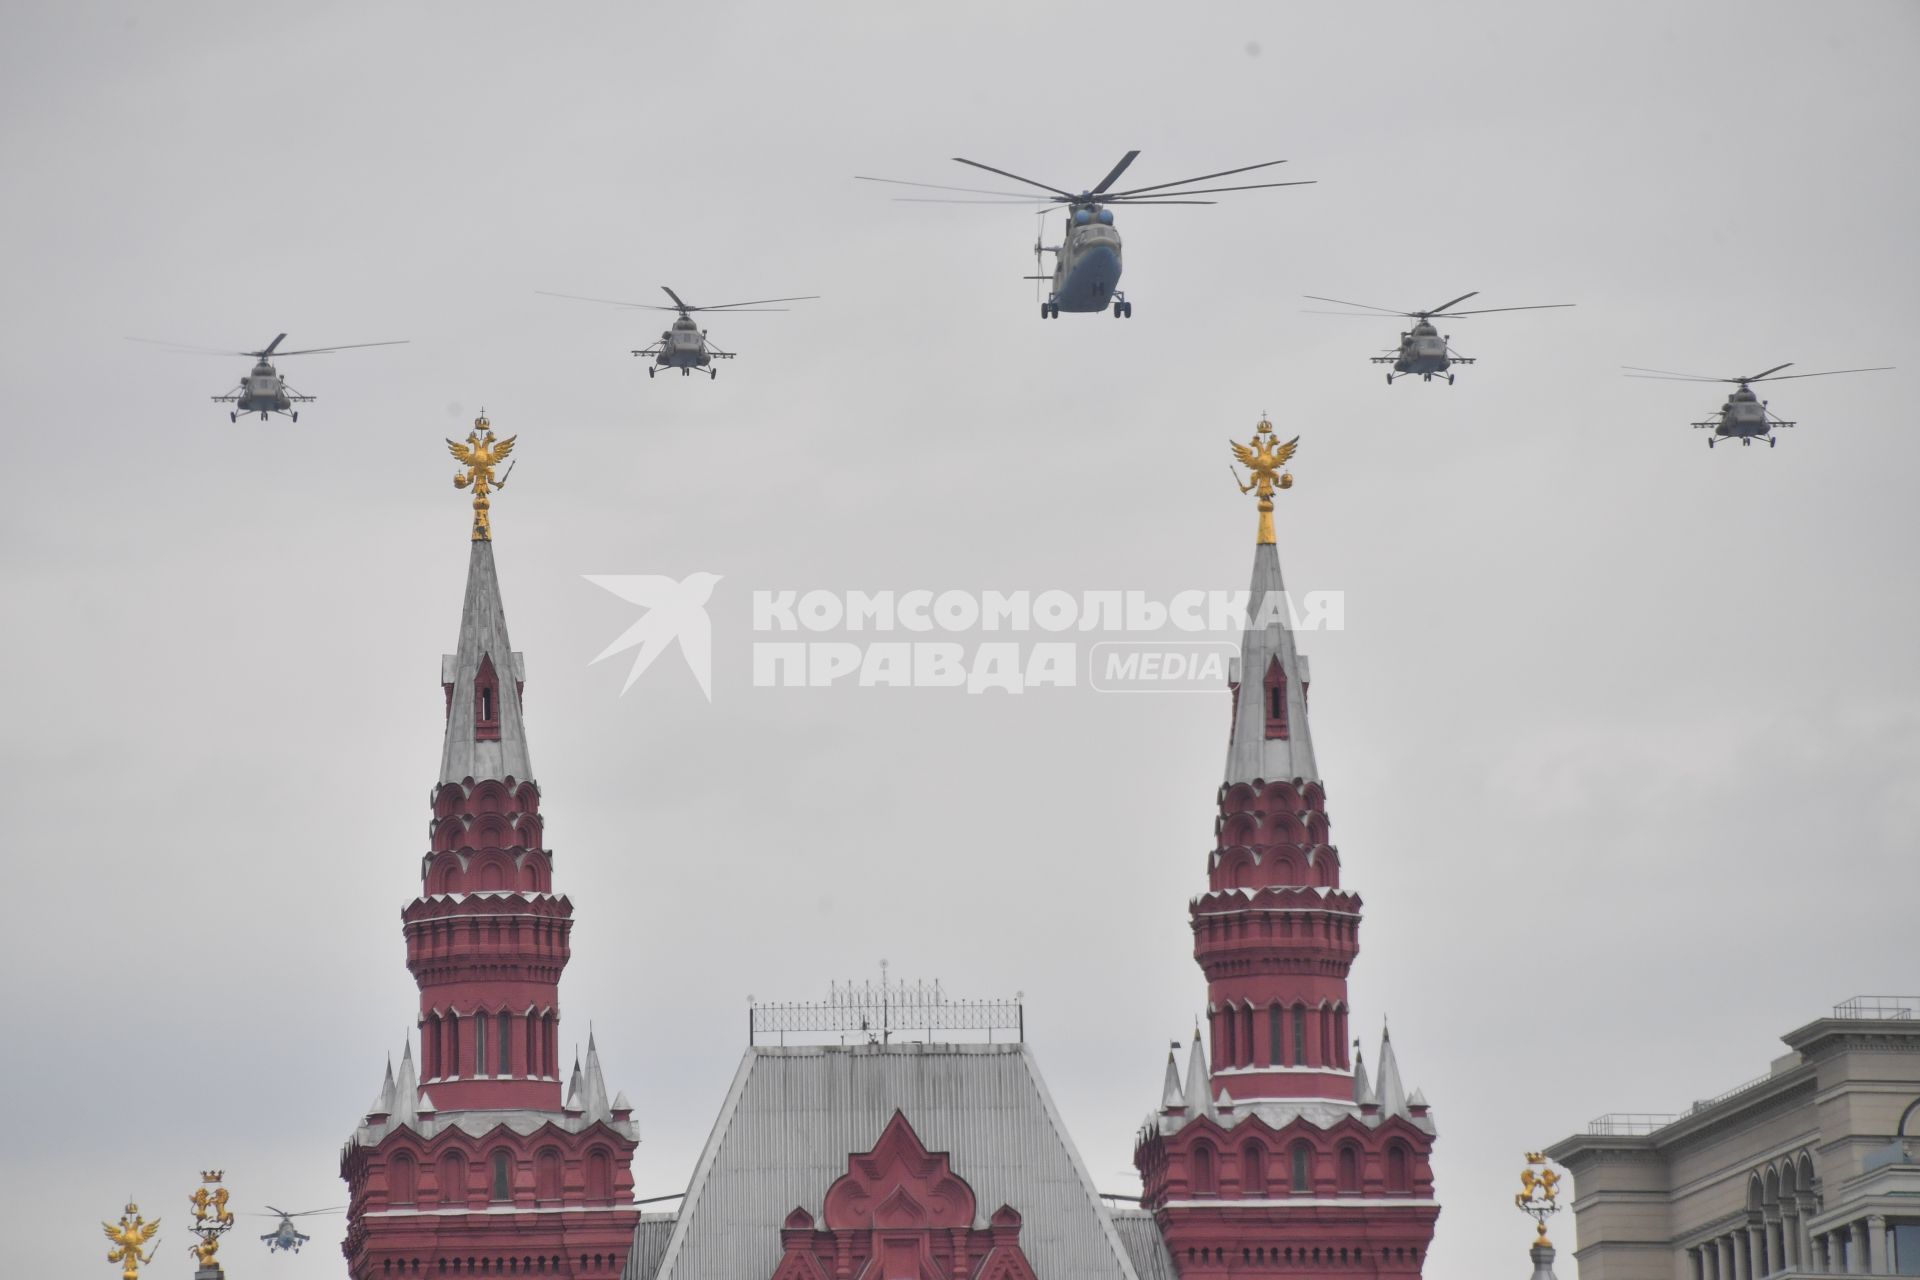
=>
[3,3,1918,1278]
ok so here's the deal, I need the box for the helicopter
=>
[537,286,817,378]
[1623,362,1894,447]
[126,332,408,421]
[1302,292,1573,383]
[857,151,1315,318]
[259,1205,336,1254]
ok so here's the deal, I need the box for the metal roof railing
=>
[1587,1113,1680,1136]
[1833,995,1920,1021]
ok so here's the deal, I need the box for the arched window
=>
[1224,1009,1237,1066]
[1268,1005,1283,1064]
[1291,1142,1312,1192]
[1242,1142,1268,1195]
[438,1151,469,1207]
[535,1149,562,1203]
[447,1012,461,1077]
[1192,1143,1217,1195]
[497,1012,512,1075]
[390,1152,417,1206]
[585,1149,613,1203]
[491,1150,512,1202]
[1291,1003,1307,1065]
[1338,1144,1360,1193]
[475,1012,489,1076]
[1386,1143,1410,1193]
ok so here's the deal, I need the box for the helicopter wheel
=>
[1769,438,1776,447]
[1708,439,1716,448]
[710,369,717,380]
[648,367,655,378]
[1447,374,1454,385]
[1124,302,1132,317]
[1385,373,1392,386]
[1040,303,1050,320]
[229,411,237,422]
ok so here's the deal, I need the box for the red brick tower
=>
[341,436,640,1278]
[1134,422,1438,1279]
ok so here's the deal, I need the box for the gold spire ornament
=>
[102,1202,161,1280]
[1515,1152,1563,1247]
[448,411,517,542]
[188,1171,235,1271]
[1228,416,1300,546]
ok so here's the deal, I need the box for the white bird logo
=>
[584,572,723,699]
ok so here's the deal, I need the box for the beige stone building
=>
[1546,997,1920,1280]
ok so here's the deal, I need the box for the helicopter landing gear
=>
[230,411,238,422]
[1385,373,1393,385]
[1769,437,1776,447]
[1111,300,1132,318]
[710,368,717,380]
[648,366,655,378]
[291,410,298,422]
[1708,438,1716,448]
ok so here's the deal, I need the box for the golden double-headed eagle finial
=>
[1228,415,1300,546]
[448,410,518,542]
[103,1202,161,1280]
[1515,1152,1563,1247]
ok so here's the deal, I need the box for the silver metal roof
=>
[642,1043,1146,1280]
[1109,1211,1177,1280]
[1224,540,1319,785]
[622,1214,677,1280]
[440,539,534,785]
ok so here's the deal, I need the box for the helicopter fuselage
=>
[635,314,731,377]
[1370,321,1471,382]
[1042,206,1128,316]
[216,359,305,420]
[1696,386,1786,446]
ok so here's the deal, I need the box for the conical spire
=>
[565,1048,584,1112]
[392,1041,419,1127]
[369,1053,396,1117]
[582,1030,612,1122]
[1183,1028,1212,1116]
[440,538,533,785]
[1376,1023,1409,1118]
[1160,1045,1184,1110]
[1353,1043,1375,1107]
[1225,538,1319,784]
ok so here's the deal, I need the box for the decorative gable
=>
[772,1111,1040,1280]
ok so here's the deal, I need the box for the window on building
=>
[1242,1143,1267,1195]
[1268,1005,1283,1064]
[475,1013,488,1076]
[497,1013,511,1075]
[447,1013,460,1077]
[1386,1144,1410,1193]
[1338,1145,1360,1193]
[1192,1144,1217,1196]
[1291,1143,1312,1193]
[1292,1003,1307,1064]
[491,1151,511,1202]
[1224,1010,1237,1066]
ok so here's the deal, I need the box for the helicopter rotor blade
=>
[889,197,1060,204]
[1082,199,1218,205]
[1431,303,1575,317]
[259,333,288,357]
[271,339,409,356]
[536,289,661,309]
[1301,295,1410,316]
[1107,180,1316,199]
[1621,365,1724,380]
[126,336,260,356]
[1103,159,1289,199]
[1421,293,1479,317]
[684,295,821,311]
[661,286,691,312]
[1740,363,1794,381]
[1089,150,1142,195]
[1623,373,1729,382]
[854,175,1046,198]
[1751,365,1894,382]
[950,158,1077,200]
